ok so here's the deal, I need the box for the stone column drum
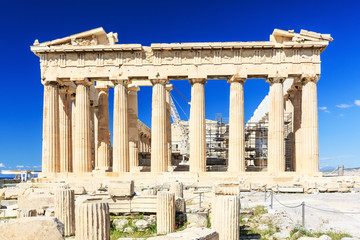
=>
[150,79,168,172]
[113,81,130,172]
[128,85,140,172]
[169,181,183,198]
[267,77,285,173]
[189,78,207,173]
[228,77,246,172]
[55,189,75,236]
[74,80,92,172]
[96,88,111,171]
[59,87,73,172]
[157,192,175,234]
[301,76,319,173]
[215,195,241,240]
[42,81,60,173]
[75,202,110,240]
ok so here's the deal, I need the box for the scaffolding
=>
[245,113,294,171]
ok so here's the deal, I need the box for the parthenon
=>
[31,27,333,182]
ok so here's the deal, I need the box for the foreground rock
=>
[0,216,64,240]
[147,227,218,239]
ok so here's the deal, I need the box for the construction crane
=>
[170,96,189,156]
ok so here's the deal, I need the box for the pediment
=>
[271,29,333,43]
[33,27,118,47]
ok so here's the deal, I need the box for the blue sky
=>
[0,0,359,170]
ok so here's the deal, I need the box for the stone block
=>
[71,186,86,195]
[0,217,64,240]
[169,181,183,198]
[175,197,186,213]
[187,212,208,228]
[147,227,219,240]
[108,181,134,197]
[18,193,54,209]
[4,188,25,199]
[278,187,304,193]
[213,183,240,195]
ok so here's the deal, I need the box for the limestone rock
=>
[187,213,208,228]
[108,181,134,197]
[175,197,186,213]
[124,227,133,233]
[113,218,128,230]
[0,216,64,240]
[147,227,219,239]
[144,215,156,225]
[4,188,25,199]
[319,235,332,240]
[135,219,149,231]
[18,193,54,209]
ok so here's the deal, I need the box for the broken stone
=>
[0,217,64,240]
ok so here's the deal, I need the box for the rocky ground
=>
[239,191,360,239]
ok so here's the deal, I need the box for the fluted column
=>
[215,196,240,240]
[267,77,285,173]
[301,76,319,173]
[113,81,130,172]
[128,85,140,172]
[189,78,207,173]
[74,80,92,173]
[42,81,60,173]
[59,86,73,172]
[285,91,295,171]
[150,79,168,172]
[96,87,110,171]
[71,94,76,171]
[55,189,75,236]
[165,84,173,168]
[157,191,175,234]
[228,76,246,173]
[293,87,303,172]
[75,202,110,240]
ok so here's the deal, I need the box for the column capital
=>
[301,74,320,84]
[72,78,93,86]
[59,85,71,94]
[128,84,140,92]
[165,84,173,92]
[266,77,286,84]
[227,75,246,84]
[112,79,131,86]
[150,78,168,85]
[189,78,207,85]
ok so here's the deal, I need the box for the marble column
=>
[59,86,72,172]
[128,85,140,172]
[165,84,173,168]
[227,76,246,173]
[150,79,168,172]
[55,189,75,236]
[189,78,207,173]
[293,87,303,172]
[215,196,241,240]
[267,77,285,173]
[42,81,60,173]
[71,94,76,171]
[113,81,130,172]
[157,192,175,234]
[74,80,92,173]
[96,87,111,171]
[301,76,319,173]
[285,91,295,171]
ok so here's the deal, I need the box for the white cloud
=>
[319,106,330,113]
[16,165,24,168]
[340,113,345,117]
[0,163,5,168]
[355,100,360,106]
[33,165,41,168]
[336,104,351,108]
[320,155,353,161]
